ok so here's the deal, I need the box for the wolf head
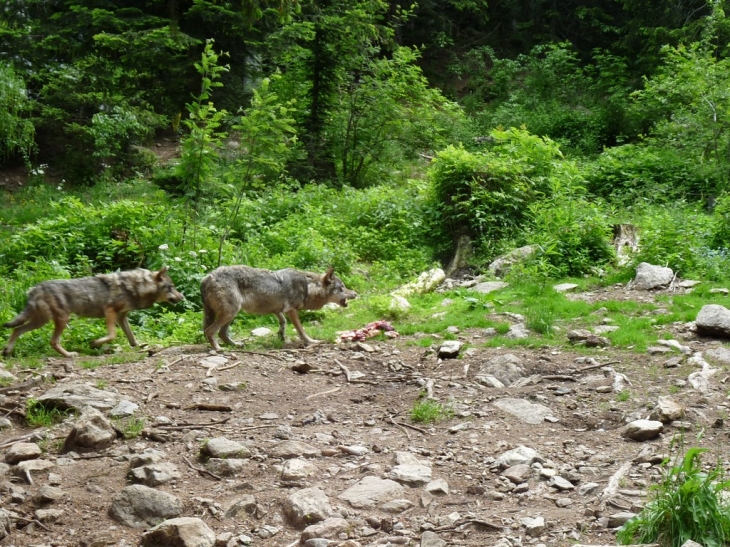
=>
[155,266,185,304]
[323,267,357,307]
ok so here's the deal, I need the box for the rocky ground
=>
[1,282,730,547]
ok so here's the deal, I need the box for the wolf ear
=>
[323,266,334,285]
[156,266,169,279]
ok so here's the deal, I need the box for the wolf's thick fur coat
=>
[201,265,357,351]
[2,267,184,357]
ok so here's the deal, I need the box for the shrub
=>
[428,127,563,258]
[526,193,615,277]
[583,144,719,206]
[617,447,730,547]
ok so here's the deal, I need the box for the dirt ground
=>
[1,284,730,547]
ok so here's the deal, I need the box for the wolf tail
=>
[3,308,30,328]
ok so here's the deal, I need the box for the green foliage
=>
[178,40,229,236]
[459,43,633,155]
[526,188,615,277]
[218,74,298,265]
[583,144,719,206]
[26,398,69,428]
[0,197,179,276]
[629,202,715,278]
[617,447,730,547]
[328,46,464,187]
[410,398,453,424]
[0,64,35,161]
[114,417,146,440]
[427,127,563,257]
[631,40,730,199]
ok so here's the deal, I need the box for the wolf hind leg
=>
[204,312,237,351]
[219,321,242,347]
[2,314,50,357]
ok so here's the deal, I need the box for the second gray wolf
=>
[201,265,357,351]
[2,267,184,358]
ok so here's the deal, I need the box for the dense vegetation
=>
[3,0,730,357]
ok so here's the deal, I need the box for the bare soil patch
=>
[1,285,729,547]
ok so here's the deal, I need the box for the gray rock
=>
[281,458,318,482]
[225,495,257,519]
[494,445,543,469]
[5,442,42,464]
[696,304,730,338]
[549,476,575,491]
[649,396,685,423]
[268,440,320,459]
[437,340,463,358]
[338,476,405,508]
[0,369,17,384]
[63,406,117,451]
[283,487,333,529]
[607,512,636,528]
[140,517,215,547]
[425,478,449,495]
[109,400,139,418]
[381,498,414,513]
[130,449,166,468]
[36,383,122,411]
[0,509,10,540]
[471,281,509,294]
[0,417,12,431]
[205,458,247,477]
[109,484,183,529]
[33,485,65,504]
[35,508,64,523]
[578,482,600,496]
[493,398,555,424]
[553,283,579,292]
[705,347,730,365]
[523,516,545,537]
[386,463,432,486]
[478,354,525,386]
[488,245,536,277]
[128,462,181,486]
[300,517,350,542]
[15,458,55,481]
[201,437,251,459]
[506,323,530,339]
[633,262,674,290]
[421,530,447,547]
[622,419,664,441]
[502,464,531,484]
[304,540,331,547]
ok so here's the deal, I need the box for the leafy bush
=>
[0,65,35,161]
[584,144,720,206]
[629,202,714,277]
[526,193,615,277]
[0,197,180,276]
[428,127,566,258]
[617,447,730,547]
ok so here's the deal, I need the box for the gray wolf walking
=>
[2,267,184,358]
[201,266,357,351]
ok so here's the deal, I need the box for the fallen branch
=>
[388,415,410,439]
[577,360,621,373]
[335,359,351,382]
[157,417,231,430]
[0,431,45,449]
[598,460,632,511]
[306,386,341,400]
[388,415,429,435]
[239,424,279,433]
[217,361,242,372]
[184,403,232,412]
[15,516,52,532]
[434,517,505,532]
[182,455,221,481]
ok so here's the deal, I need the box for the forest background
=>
[2,0,730,357]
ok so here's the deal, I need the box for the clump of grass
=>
[410,398,452,424]
[617,447,730,547]
[616,390,631,402]
[114,417,146,439]
[26,398,70,428]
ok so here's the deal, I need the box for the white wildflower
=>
[158,244,169,251]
